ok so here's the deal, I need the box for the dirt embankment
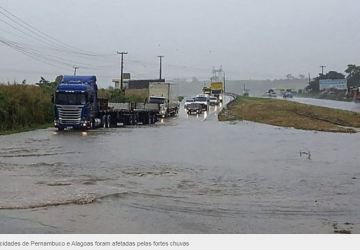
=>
[219,96,360,133]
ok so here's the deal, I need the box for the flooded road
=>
[0,96,359,233]
[291,97,360,113]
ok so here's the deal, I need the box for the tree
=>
[345,64,360,87]
[326,71,345,79]
[307,77,320,93]
[36,77,58,95]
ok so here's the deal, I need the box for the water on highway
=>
[0,97,359,233]
[291,97,360,113]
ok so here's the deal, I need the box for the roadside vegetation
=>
[219,96,360,133]
[0,83,53,135]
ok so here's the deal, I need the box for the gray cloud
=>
[1,0,359,86]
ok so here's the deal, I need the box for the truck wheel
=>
[90,118,95,129]
[131,116,137,125]
[58,127,64,131]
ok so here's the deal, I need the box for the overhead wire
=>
[0,5,224,79]
[0,5,115,57]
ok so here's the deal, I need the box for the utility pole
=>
[320,65,326,75]
[158,56,164,80]
[73,66,79,76]
[223,71,226,93]
[117,51,128,90]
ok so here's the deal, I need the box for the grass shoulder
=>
[219,96,360,133]
[0,123,52,136]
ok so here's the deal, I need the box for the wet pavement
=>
[0,97,359,233]
[290,97,360,113]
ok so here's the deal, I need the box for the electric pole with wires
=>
[117,51,128,90]
[158,55,164,80]
[73,66,79,76]
[320,65,326,75]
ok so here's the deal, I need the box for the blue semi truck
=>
[53,75,159,131]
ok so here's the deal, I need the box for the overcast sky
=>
[1,0,360,86]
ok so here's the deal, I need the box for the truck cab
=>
[148,94,179,118]
[148,96,167,117]
[54,75,99,130]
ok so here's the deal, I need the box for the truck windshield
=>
[55,93,87,105]
[149,97,165,104]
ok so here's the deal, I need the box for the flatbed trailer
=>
[99,100,159,128]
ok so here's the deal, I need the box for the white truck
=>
[194,94,209,111]
[148,82,179,117]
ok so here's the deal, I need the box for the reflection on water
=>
[203,111,208,120]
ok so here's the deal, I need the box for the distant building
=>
[319,79,347,90]
[127,79,165,89]
[112,73,131,89]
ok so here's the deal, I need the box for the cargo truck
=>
[148,82,179,117]
[202,86,212,95]
[210,81,224,102]
[124,80,179,117]
[53,75,159,131]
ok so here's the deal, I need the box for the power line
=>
[0,5,115,57]
[0,36,121,71]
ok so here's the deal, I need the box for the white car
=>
[184,98,195,109]
[209,96,219,105]
[194,95,209,111]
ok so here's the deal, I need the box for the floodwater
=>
[291,97,360,113]
[0,97,359,233]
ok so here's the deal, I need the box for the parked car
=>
[186,103,203,115]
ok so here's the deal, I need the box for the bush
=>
[0,83,53,132]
